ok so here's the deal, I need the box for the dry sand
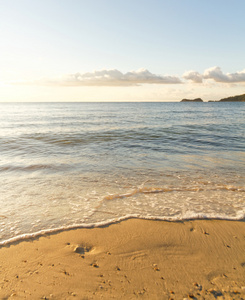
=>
[0,219,244,299]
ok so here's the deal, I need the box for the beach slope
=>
[0,219,244,299]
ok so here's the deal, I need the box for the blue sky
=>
[1,0,245,101]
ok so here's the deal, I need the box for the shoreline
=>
[0,218,244,299]
[1,216,244,248]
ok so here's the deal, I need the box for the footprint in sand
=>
[71,243,100,257]
[74,245,93,254]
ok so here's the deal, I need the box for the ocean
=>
[0,102,244,245]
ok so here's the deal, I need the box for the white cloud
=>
[203,66,245,83]
[61,68,182,86]
[182,70,203,83]
[183,66,245,84]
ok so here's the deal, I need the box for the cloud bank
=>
[45,68,182,86]
[183,66,245,83]
[8,67,245,87]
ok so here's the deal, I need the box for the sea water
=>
[0,102,244,245]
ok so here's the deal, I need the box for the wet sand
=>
[0,219,244,299]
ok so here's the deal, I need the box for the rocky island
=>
[181,98,203,102]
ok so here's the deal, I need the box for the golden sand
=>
[0,219,244,299]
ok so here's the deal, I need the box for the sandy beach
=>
[0,219,244,299]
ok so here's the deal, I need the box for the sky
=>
[1,0,245,102]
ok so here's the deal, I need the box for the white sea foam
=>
[0,211,244,247]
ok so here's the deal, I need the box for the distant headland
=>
[209,94,245,102]
[180,94,245,102]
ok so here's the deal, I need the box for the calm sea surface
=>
[0,102,244,244]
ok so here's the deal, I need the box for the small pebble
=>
[92,263,99,268]
[233,290,240,294]
[193,282,202,290]
[188,293,194,298]
[153,265,160,271]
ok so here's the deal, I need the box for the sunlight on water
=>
[0,102,244,244]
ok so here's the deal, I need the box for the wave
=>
[101,185,245,202]
[1,125,243,151]
[0,163,70,173]
[1,212,244,247]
